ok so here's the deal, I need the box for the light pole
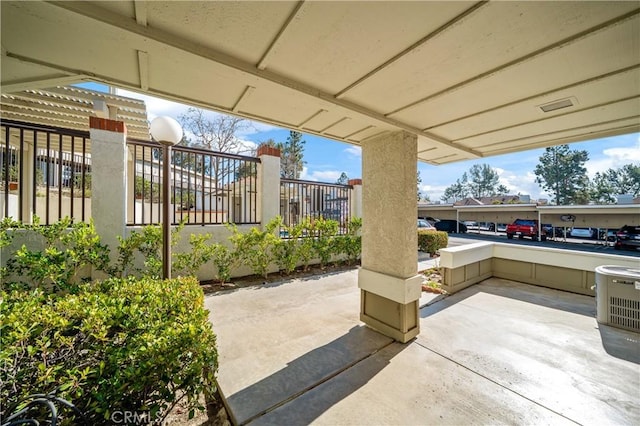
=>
[149,116,183,280]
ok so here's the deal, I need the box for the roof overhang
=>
[2,1,638,164]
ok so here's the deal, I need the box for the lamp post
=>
[149,116,183,280]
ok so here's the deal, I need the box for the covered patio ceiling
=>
[1,1,639,165]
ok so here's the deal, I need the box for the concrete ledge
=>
[440,242,640,296]
[358,268,422,304]
[439,242,493,269]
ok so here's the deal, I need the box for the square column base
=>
[360,291,419,343]
[358,268,422,343]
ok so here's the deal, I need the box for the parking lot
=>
[442,231,640,258]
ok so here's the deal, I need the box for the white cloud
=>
[300,167,342,182]
[420,183,449,201]
[237,138,258,154]
[344,146,362,158]
[586,138,640,178]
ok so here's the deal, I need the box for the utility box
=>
[595,265,640,332]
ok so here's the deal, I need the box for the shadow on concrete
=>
[420,278,595,319]
[224,325,400,425]
[598,324,640,364]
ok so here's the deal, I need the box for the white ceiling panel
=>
[1,1,638,165]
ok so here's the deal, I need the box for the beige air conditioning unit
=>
[595,265,640,332]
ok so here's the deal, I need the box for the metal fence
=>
[280,178,352,235]
[1,120,91,224]
[127,139,260,226]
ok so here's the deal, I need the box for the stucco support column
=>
[257,145,281,227]
[358,131,421,343]
[89,117,127,271]
[348,178,362,219]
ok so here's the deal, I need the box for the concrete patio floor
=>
[205,263,639,426]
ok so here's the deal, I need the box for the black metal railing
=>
[1,120,91,224]
[280,178,352,235]
[127,139,260,226]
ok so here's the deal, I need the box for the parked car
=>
[600,229,618,242]
[463,221,478,230]
[614,225,640,251]
[434,220,467,233]
[505,219,547,241]
[479,222,496,232]
[569,227,598,239]
[419,216,440,226]
[418,219,436,230]
[496,223,508,232]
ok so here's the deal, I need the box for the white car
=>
[418,219,436,230]
[569,227,597,239]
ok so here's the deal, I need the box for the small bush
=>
[310,217,340,267]
[2,218,111,293]
[229,222,278,279]
[272,216,304,275]
[417,230,448,255]
[0,276,218,424]
[173,233,214,278]
[340,217,362,265]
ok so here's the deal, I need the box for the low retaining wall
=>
[439,242,639,296]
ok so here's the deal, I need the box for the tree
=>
[280,131,306,179]
[417,171,422,202]
[534,144,589,205]
[178,108,252,185]
[178,107,250,154]
[336,172,349,185]
[440,164,508,202]
[441,172,469,202]
[468,164,500,198]
[591,164,640,204]
[496,184,509,195]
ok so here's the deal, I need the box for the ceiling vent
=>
[539,97,576,113]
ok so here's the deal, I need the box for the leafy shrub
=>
[2,218,111,293]
[310,217,340,267]
[209,242,238,284]
[417,230,448,255]
[229,221,278,278]
[0,276,218,424]
[295,218,317,271]
[173,233,214,278]
[272,216,305,275]
[340,217,362,265]
[113,221,185,279]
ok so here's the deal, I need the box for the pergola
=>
[2,1,638,341]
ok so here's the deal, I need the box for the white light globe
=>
[150,116,183,146]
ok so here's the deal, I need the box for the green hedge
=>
[417,230,448,255]
[0,276,217,424]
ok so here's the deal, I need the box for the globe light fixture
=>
[149,116,183,279]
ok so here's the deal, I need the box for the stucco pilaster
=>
[348,178,362,220]
[359,131,420,342]
[89,118,128,270]
[257,145,281,228]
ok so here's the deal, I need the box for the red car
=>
[506,219,547,241]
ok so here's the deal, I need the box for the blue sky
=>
[80,83,639,202]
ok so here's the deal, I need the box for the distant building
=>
[453,195,527,206]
